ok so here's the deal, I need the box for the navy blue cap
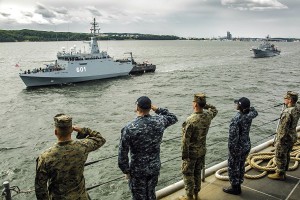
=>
[136,96,151,109]
[234,97,250,109]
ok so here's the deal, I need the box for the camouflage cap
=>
[193,93,206,102]
[54,113,72,128]
[193,93,206,107]
[284,91,298,102]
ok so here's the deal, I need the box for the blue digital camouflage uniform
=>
[118,108,178,200]
[227,107,258,186]
[35,127,106,200]
[274,103,300,173]
[181,104,218,196]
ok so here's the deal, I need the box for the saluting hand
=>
[151,105,158,112]
[125,173,131,180]
[73,125,82,133]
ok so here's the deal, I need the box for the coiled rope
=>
[215,139,300,180]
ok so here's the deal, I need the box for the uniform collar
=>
[57,140,73,145]
[137,114,151,118]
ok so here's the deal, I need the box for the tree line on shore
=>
[0,29,182,42]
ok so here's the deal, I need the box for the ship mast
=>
[90,18,100,36]
[89,18,100,54]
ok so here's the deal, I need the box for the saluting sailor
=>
[35,114,106,200]
[181,93,218,200]
[268,91,300,180]
[118,96,178,200]
[223,97,258,195]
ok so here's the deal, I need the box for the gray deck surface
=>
[160,145,300,200]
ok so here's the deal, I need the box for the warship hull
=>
[19,57,133,87]
[19,18,135,88]
[252,49,280,58]
[19,19,157,88]
[20,71,130,87]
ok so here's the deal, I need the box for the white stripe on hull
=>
[20,72,129,87]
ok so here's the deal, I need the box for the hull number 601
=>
[76,67,87,72]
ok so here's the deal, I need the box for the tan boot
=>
[187,195,194,200]
[179,195,194,200]
[268,172,286,180]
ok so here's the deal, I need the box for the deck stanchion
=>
[2,181,12,200]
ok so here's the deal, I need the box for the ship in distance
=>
[251,35,281,58]
[19,18,154,87]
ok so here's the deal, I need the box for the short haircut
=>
[137,105,151,113]
[196,100,206,108]
[56,126,72,137]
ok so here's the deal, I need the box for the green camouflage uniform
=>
[275,100,300,174]
[181,94,218,196]
[35,114,106,200]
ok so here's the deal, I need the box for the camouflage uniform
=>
[118,107,178,200]
[181,94,218,197]
[227,107,258,186]
[274,101,300,174]
[35,115,106,200]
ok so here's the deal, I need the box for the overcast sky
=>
[0,0,299,38]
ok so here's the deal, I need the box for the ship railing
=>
[1,102,286,199]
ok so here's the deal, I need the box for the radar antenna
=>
[90,18,100,36]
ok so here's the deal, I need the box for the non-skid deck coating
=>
[160,145,300,200]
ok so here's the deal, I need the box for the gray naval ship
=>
[251,36,281,58]
[19,18,134,87]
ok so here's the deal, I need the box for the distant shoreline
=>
[0,29,299,42]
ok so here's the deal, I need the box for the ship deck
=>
[159,138,300,200]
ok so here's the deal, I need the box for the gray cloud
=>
[0,12,10,17]
[221,0,288,11]
[86,7,103,16]
[35,3,56,18]
[53,7,68,15]
[22,12,33,18]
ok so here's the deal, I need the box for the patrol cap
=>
[193,93,206,107]
[54,113,72,128]
[194,93,206,102]
[136,96,151,109]
[234,97,250,109]
[284,91,298,103]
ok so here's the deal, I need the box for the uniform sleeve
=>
[277,112,292,143]
[118,127,130,174]
[205,104,218,119]
[228,118,240,154]
[246,107,258,119]
[155,108,178,128]
[182,121,193,160]
[35,156,49,200]
[76,127,106,152]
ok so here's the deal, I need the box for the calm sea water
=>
[0,40,299,199]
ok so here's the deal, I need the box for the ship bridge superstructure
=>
[56,18,108,62]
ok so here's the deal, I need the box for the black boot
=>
[223,184,241,195]
[237,184,241,193]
